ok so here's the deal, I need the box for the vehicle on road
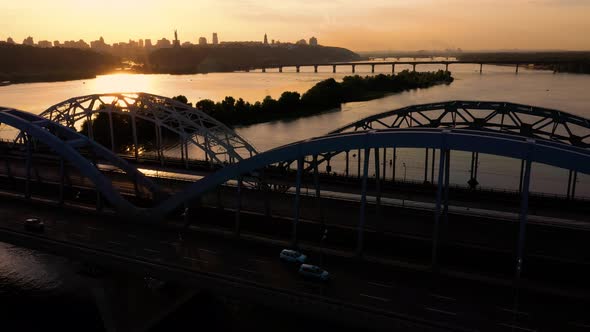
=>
[24,217,44,233]
[298,264,330,281]
[280,249,307,264]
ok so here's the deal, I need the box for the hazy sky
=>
[1,0,589,51]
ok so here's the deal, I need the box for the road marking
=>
[499,307,529,316]
[198,248,218,255]
[249,258,270,264]
[87,226,103,231]
[430,293,456,301]
[498,323,536,332]
[108,241,124,246]
[183,257,208,264]
[239,268,257,274]
[143,248,160,254]
[368,281,393,289]
[425,307,457,316]
[360,293,391,302]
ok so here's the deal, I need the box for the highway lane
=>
[1,200,589,331]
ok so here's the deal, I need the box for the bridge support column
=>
[333,65,336,73]
[131,116,139,161]
[445,63,449,72]
[412,64,416,72]
[424,149,429,183]
[235,177,242,237]
[516,64,519,74]
[107,112,116,152]
[352,64,356,73]
[431,146,448,271]
[566,169,573,199]
[292,157,304,246]
[392,64,395,74]
[296,66,300,73]
[345,150,350,177]
[371,64,375,73]
[25,134,32,200]
[262,67,266,73]
[374,148,382,228]
[314,65,318,73]
[392,147,397,181]
[313,155,324,227]
[356,148,371,256]
[382,148,387,180]
[571,171,578,200]
[515,156,532,281]
[431,148,436,184]
[357,149,361,178]
[479,63,483,74]
[279,67,282,73]
[469,152,479,189]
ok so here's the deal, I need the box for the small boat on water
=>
[0,81,11,86]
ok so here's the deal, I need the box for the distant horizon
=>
[2,1,590,52]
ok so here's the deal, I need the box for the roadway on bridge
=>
[0,200,589,331]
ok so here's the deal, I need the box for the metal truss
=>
[291,101,590,171]
[331,101,590,147]
[39,93,258,164]
[0,107,162,216]
[154,127,590,218]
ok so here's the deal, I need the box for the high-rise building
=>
[6,37,15,44]
[199,37,207,46]
[23,36,34,46]
[212,33,218,45]
[264,33,268,45]
[138,39,144,48]
[173,29,180,47]
[144,39,153,49]
[37,40,52,48]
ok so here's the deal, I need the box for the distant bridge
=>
[249,60,566,74]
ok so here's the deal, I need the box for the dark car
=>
[24,218,44,233]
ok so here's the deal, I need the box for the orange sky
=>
[1,0,589,51]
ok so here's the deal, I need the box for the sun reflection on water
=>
[91,73,155,94]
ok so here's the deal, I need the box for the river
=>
[0,59,589,330]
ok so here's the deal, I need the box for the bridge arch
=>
[290,101,590,171]
[330,101,590,148]
[0,107,161,216]
[153,128,590,218]
[40,93,258,164]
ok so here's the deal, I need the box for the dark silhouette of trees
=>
[0,44,119,83]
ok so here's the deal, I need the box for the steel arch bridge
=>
[39,93,258,164]
[155,127,590,217]
[331,101,590,146]
[287,101,590,172]
[0,107,162,216]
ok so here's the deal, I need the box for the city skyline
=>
[1,0,590,51]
